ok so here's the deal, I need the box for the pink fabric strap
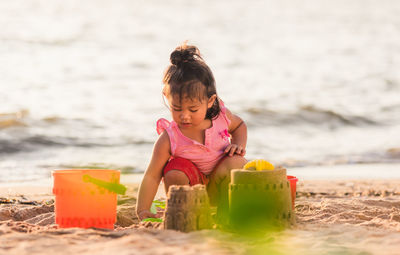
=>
[156,118,170,135]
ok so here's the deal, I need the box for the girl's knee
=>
[164,170,190,183]
[214,155,247,179]
[164,170,190,193]
[222,155,247,170]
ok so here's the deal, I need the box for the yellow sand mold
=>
[243,159,275,171]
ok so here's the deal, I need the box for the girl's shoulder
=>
[156,118,179,155]
[218,98,227,112]
[153,127,171,155]
[216,99,231,127]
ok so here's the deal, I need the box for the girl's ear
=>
[162,85,168,96]
[207,95,217,108]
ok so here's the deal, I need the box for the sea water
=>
[1,0,400,183]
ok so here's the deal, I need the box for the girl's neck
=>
[178,118,212,144]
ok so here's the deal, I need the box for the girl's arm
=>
[136,131,171,220]
[224,108,247,156]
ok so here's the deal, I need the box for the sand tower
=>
[164,184,213,232]
[229,166,295,230]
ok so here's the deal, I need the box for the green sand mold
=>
[229,167,295,231]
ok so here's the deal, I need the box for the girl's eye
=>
[172,108,181,112]
[190,109,198,113]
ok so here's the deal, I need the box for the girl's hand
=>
[137,210,162,221]
[224,144,246,157]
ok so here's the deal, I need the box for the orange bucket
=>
[52,169,126,229]
[287,175,298,209]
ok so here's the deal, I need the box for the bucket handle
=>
[82,174,127,195]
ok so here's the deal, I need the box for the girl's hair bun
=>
[170,42,202,66]
[163,42,220,119]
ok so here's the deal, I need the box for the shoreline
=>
[288,162,400,180]
[1,162,399,190]
[1,163,399,201]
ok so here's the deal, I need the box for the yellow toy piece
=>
[243,159,275,171]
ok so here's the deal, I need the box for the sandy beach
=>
[1,167,400,255]
[1,0,400,254]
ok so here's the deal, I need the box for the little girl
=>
[136,42,247,221]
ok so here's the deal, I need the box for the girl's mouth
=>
[181,123,192,127]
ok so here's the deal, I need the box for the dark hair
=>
[163,42,220,120]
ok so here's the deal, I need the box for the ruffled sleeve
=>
[218,99,231,127]
[156,118,171,135]
[156,118,177,155]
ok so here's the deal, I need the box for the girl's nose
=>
[180,111,190,121]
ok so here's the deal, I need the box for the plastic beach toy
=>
[52,169,126,229]
[287,175,298,209]
[244,159,275,171]
[82,174,126,195]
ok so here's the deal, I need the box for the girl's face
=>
[167,94,216,129]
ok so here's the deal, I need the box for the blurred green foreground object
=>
[142,200,166,222]
[82,174,127,195]
[229,167,295,231]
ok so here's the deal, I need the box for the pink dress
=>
[156,102,231,175]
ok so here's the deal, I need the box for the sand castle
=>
[164,184,213,232]
[229,166,295,229]
[164,161,295,232]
